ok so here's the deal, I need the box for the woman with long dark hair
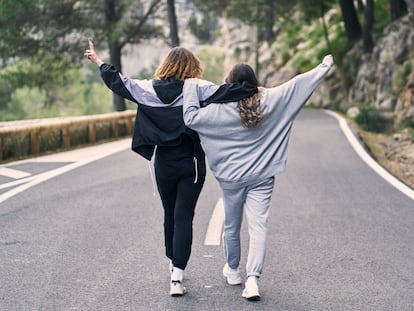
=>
[183,55,334,301]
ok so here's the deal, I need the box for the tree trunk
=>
[356,0,365,11]
[104,0,125,111]
[109,42,126,111]
[338,0,362,41]
[390,0,408,20]
[263,2,274,43]
[363,0,374,54]
[167,0,180,47]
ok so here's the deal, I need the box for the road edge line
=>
[324,110,414,201]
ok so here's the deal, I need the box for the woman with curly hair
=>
[183,55,334,301]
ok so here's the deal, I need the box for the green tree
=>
[0,0,163,112]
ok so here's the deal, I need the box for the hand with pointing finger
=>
[84,38,104,67]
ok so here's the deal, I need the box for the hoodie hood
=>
[153,78,184,104]
[200,81,258,107]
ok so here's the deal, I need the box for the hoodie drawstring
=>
[147,145,157,197]
[147,161,157,196]
[193,157,198,184]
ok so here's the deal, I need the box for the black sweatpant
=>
[154,145,206,270]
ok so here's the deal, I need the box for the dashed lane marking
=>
[204,197,225,246]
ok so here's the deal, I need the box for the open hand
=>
[322,54,334,67]
[84,38,103,66]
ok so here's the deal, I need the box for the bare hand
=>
[84,38,103,66]
[322,54,334,66]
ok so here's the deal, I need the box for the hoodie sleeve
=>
[99,64,138,103]
[183,78,204,130]
[267,57,333,116]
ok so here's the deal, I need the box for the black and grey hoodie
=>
[99,63,220,160]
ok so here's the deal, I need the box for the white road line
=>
[324,110,414,201]
[0,167,31,179]
[204,197,225,246]
[0,139,130,204]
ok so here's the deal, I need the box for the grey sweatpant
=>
[220,176,275,278]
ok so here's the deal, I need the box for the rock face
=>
[395,65,414,126]
[345,13,414,127]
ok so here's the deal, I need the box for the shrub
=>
[354,106,388,133]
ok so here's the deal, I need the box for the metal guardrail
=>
[0,110,136,163]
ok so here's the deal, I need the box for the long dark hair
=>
[225,64,262,128]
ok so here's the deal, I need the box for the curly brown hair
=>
[154,47,202,80]
[225,63,262,128]
[237,92,263,128]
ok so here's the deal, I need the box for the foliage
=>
[354,106,388,133]
[0,78,12,110]
[0,66,114,122]
[187,12,218,44]
[399,117,414,130]
[392,62,412,96]
[398,118,414,142]
[196,47,226,84]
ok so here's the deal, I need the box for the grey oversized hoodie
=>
[183,58,333,189]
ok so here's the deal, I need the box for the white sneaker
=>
[222,263,242,285]
[170,280,186,297]
[242,277,260,301]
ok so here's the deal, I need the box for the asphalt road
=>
[0,110,413,311]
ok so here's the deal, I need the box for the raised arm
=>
[84,38,137,103]
[270,55,334,115]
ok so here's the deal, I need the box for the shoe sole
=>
[242,289,260,301]
[244,296,260,301]
[226,278,242,285]
[170,289,186,297]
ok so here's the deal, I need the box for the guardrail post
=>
[62,127,70,149]
[88,123,96,143]
[111,120,119,138]
[0,136,3,161]
[30,130,40,155]
[125,117,132,135]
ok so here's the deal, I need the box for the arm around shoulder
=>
[183,78,202,128]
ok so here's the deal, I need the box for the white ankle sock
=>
[171,267,184,282]
[247,276,258,284]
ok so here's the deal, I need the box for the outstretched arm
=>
[84,38,104,67]
[83,38,137,103]
[270,54,334,115]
